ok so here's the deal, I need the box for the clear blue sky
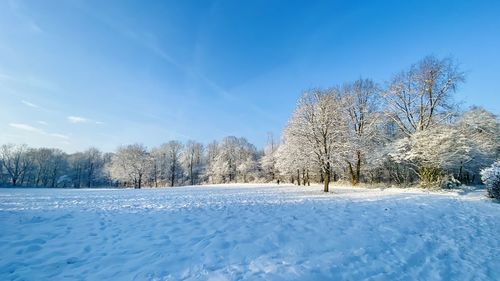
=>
[0,0,499,152]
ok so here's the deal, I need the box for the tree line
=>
[1,55,498,190]
[0,136,268,188]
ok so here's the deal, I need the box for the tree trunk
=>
[170,165,175,187]
[347,161,357,185]
[190,161,194,185]
[297,169,301,186]
[323,163,330,192]
[302,169,306,185]
[88,163,94,188]
[355,151,361,185]
[306,170,310,186]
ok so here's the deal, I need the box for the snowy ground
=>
[0,184,499,281]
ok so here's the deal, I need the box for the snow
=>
[0,184,499,280]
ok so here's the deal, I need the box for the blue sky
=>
[0,0,499,152]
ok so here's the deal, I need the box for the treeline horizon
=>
[1,55,499,190]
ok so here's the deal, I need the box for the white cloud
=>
[21,100,39,108]
[9,123,70,141]
[68,116,89,123]
[37,120,48,125]
[9,123,44,134]
[49,133,70,140]
[68,115,103,125]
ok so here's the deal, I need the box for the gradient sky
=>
[0,0,499,152]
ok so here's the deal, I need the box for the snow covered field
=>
[0,184,499,281]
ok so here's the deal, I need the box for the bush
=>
[480,161,500,199]
[439,174,461,189]
[420,166,443,187]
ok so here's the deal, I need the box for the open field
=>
[0,184,499,280]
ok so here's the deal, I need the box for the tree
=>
[204,141,220,183]
[181,141,204,185]
[481,161,500,199]
[276,132,316,185]
[389,125,465,184]
[0,144,31,186]
[342,78,381,185]
[383,56,465,136]
[82,148,104,188]
[284,88,346,192]
[109,144,151,188]
[162,141,183,187]
[204,137,258,184]
[261,133,279,182]
[68,152,85,188]
[456,107,500,183]
[388,107,500,186]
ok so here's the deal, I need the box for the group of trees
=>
[277,56,499,191]
[1,56,498,190]
[0,145,110,188]
[0,136,268,188]
[105,137,264,188]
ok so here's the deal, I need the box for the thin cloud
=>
[37,120,48,125]
[68,116,89,123]
[49,133,70,140]
[8,0,44,34]
[68,115,104,125]
[9,123,44,134]
[20,100,54,113]
[21,100,40,108]
[9,123,70,141]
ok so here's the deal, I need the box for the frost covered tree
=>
[389,107,499,185]
[149,147,164,187]
[284,88,346,192]
[481,161,500,199]
[82,148,104,188]
[162,141,183,187]
[389,125,464,184]
[204,141,220,183]
[456,107,500,183]
[181,141,204,185]
[276,132,316,186]
[383,56,465,136]
[149,141,184,187]
[205,137,258,183]
[260,133,279,182]
[109,144,151,188]
[342,78,382,185]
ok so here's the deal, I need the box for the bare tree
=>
[342,78,382,185]
[0,144,31,186]
[83,148,103,188]
[181,141,204,185]
[382,56,465,136]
